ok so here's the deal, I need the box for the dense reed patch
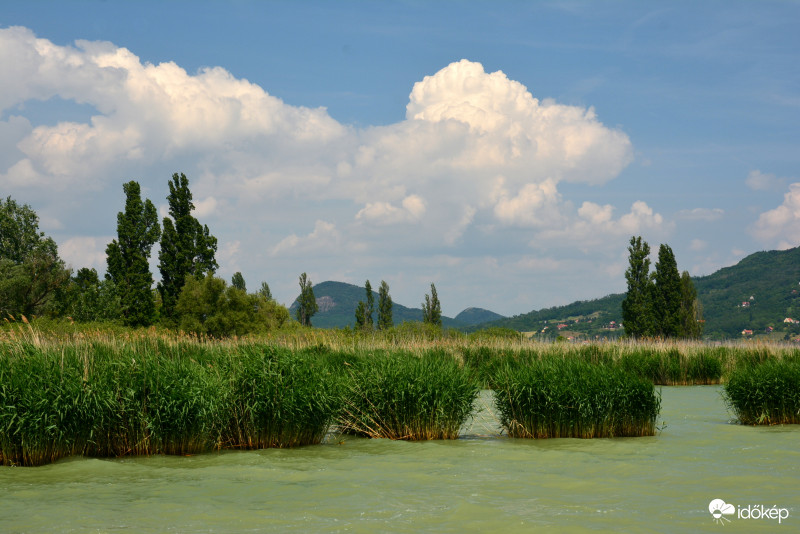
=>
[338,351,479,440]
[0,340,340,466]
[724,360,800,425]
[494,358,661,439]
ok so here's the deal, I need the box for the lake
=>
[1,386,797,532]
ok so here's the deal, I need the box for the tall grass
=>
[724,360,800,425]
[338,350,479,440]
[0,339,341,466]
[494,357,661,438]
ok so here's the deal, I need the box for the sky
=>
[1,1,799,317]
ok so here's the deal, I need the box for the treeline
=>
[1,175,293,336]
[622,236,703,339]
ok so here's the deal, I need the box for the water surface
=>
[1,387,797,532]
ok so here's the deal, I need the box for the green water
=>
[1,387,797,532]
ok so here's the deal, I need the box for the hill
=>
[478,246,800,340]
[288,281,485,329]
[454,307,505,325]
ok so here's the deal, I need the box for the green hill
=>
[288,281,470,329]
[477,246,800,340]
[454,307,505,325]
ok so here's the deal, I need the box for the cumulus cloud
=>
[751,183,800,248]
[0,27,643,311]
[745,169,786,191]
[59,236,112,271]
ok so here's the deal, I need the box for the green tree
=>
[378,280,393,330]
[157,173,218,322]
[679,270,704,339]
[231,271,246,292]
[422,283,442,326]
[296,272,318,326]
[355,279,375,329]
[0,197,70,318]
[176,275,289,337]
[621,236,654,338]
[54,267,122,322]
[652,244,682,337]
[258,281,273,301]
[106,181,161,327]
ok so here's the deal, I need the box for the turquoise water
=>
[1,387,797,532]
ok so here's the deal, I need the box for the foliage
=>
[176,275,289,337]
[258,281,272,301]
[0,197,70,318]
[679,271,703,339]
[53,267,122,322]
[653,244,682,337]
[105,181,161,327]
[378,280,393,330]
[355,279,375,329]
[157,173,218,321]
[231,271,246,292]
[494,357,661,438]
[296,272,318,326]
[338,351,478,440]
[621,236,654,338]
[422,283,442,326]
[724,359,800,425]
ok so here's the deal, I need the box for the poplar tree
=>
[653,244,682,337]
[355,279,375,329]
[296,272,318,326]
[679,271,704,339]
[231,272,246,292]
[157,173,218,321]
[258,281,273,301]
[621,236,654,338]
[378,280,393,330]
[422,283,442,326]
[106,181,161,326]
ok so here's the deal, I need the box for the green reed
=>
[337,350,479,440]
[493,357,661,439]
[724,359,800,425]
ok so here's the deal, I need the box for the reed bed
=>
[724,360,800,425]
[337,350,479,440]
[0,339,340,466]
[493,358,661,439]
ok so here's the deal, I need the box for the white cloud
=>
[356,194,426,225]
[751,182,800,247]
[272,220,342,256]
[493,178,566,227]
[59,236,112,272]
[675,207,724,221]
[745,169,786,191]
[689,238,708,251]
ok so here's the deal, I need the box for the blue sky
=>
[1,1,799,317]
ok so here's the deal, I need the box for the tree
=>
[157,173,218,321]
[0,196,70,318]
[258,281,273,301]
[231,272,246,292]
[175,275,289,337]
[296,272,318,326]
[679,271,704,339]
[54,267,122,322]
[355,279,374,329]
[106,181,161,327]
[652,244,682,338]
[621,236,654,338]
[378,280,393,330]
[422,283,442,326]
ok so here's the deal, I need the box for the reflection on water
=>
[1,387,797,532]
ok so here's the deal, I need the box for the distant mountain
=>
[454,307,505,325]
[288,281,469,329]
[477,246,800,340]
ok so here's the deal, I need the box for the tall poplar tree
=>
[158,173,218,321]
[422,283,442,326]
[106,181,161,327]
[621,236,654,338]
[296,272,318,326]
[679,270,703,339]
[355,279,375,329]
[378,280,393,330]
[653,244,682,338]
